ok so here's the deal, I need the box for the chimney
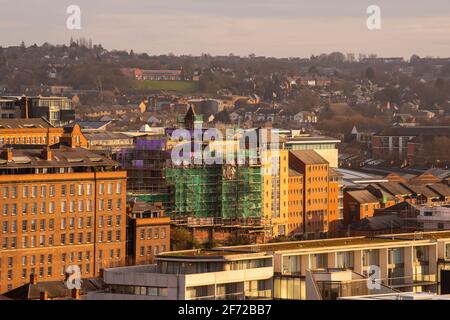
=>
[30,273,37,285]
[40,291,48,300]
[1,147,13,161]
[71,288,80,300]
[41,146,52,161]
[20,96,29,119]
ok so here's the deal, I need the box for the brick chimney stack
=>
[1,147,13,161]
[71,288,80,300]
[40,291,48,300]
[41,146,52,161]
[20,96,29,119]
[30,273,37,285]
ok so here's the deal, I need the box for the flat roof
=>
[286,136,341,144]
[160,231,450,259]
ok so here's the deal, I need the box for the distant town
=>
[0,40,450,301]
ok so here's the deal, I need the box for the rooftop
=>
[0,145,119,169]
[160,231,450,258]
[0,118,54,129]
[289,150,329,165]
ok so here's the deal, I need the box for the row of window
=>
[1,199,122,216]
[1,230,122,249]
[1,215,122,234]
[1,182,122,199]
[139,227,167,240]
[0,136,58,146]
[139,245,167,257]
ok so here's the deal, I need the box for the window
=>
[78,184,84,196]
[11,187,17,199]
[107,183,113,195]
[86,184,92,196]
[2,187,8,198]
[49,202,55,214]
[41,186,46,198]
[61,201,67,213]
[61,185,67,197]
[116,182,122,194]
[32,186,37,198]
[23,186,29,198]
[49,185,55,197]
[70,184,75,196]
[22,203,28,215]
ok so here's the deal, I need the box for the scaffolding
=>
[165,164,262,219]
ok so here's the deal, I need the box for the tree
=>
[365,67,375,81]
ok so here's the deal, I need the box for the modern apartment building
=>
[0,96,75,127]
[89,231,450,300]
[0,145,127,293]
[289,150,338,239]
[288,169,303,237]
[285,136,341,168]
[262,149,289,237]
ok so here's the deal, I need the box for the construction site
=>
[165,163,270,246]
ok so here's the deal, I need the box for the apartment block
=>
[289,150,337,239]
[0,145,127,293]
[89,231,450,300]
[288,169,303,237]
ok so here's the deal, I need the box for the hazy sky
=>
[1,0,449,58]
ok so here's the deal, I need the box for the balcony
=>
[187,290,272,300]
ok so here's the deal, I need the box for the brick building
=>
[0,118,87,148]
[126,200,170,265]
[288,150,339,239]
[0,145,127,293]
[343,190,381,225]
[287,169,303,237]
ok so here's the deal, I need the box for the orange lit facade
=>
[0,119,87,148]
[327,169,341,236]
[287,169,303,237]
[288,150,339,239]
[0,146,126,293]
[127,201,171,265]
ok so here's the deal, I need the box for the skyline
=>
[0,0,449,58]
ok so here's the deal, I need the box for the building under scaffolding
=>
[116,135,171,195]
[165,164,262,220]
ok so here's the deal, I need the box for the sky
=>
[0,0,449,58]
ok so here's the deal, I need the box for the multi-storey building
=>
[126,200,171,265]
[288,169,303,237]
[372,126,450,162]
[0,96,75,127]
[0,98,21,119]
[343,190,381,225]
[289,150,338,239]
[0,145,127,293]
[0,118,87,148]
[262,149,289,237]
[89,231,450,300]
[285,136,341,168]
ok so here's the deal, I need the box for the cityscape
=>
[1,1,450,309]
